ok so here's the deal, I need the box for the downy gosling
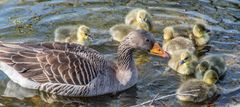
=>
[162,26,196,56]
[176,70,219,103]
[110,8,153,42]
[54,25,93,45]
[168,50,198,75]
[177,67,240,103]
[162,26,175,44]
[125,8,152,31]
[191,24,210,47]
[195,54,227,81]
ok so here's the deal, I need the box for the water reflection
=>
[2,80,37,100]
[0,79,138,107]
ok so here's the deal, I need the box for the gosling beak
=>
[206,29,210,33]
[87,33,94,40]
[145,19,152,31]
[150,43,169,58]
[179,60,185,65]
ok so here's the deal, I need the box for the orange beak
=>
[150,42,169,58]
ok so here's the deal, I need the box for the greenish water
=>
[0,0,239,107]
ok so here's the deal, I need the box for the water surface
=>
[0,0,239,107]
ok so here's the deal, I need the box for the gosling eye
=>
[184,57,189,60]
[84,33,88,35]
[143,18,147,21]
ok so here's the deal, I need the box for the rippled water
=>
[0,0,239,107]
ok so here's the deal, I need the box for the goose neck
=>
[117,42,135,71]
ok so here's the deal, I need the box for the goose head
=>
[136,10,152,31]
[121,30,168,58]
[77,25,93,44]
[163,26,174,41]
[193,24,210,38]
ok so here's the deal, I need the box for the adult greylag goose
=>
[0,30,168,97]
[54,25,93,45]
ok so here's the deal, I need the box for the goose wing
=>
[0,42,106,85]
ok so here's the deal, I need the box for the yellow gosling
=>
[162,36,195,56]
[168,50,197,75]
[125,8,153,31]
[176,51,198,75]
[203,69,219,85]
[192,24,210,47]
[110,8,153,42]
[195,54,227,80]
[109,24,135,42]
[176,73,219,103]
[162,26,175,44]
[54,25,93,45]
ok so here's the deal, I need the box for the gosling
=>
[168,50,198,75]
[162,26,196,56]
[191,24,210,47]
[195,54,227,81]
[110,8,153,42]
[125,8,152,31]
[54,25,93,45]
[176,70,219,103]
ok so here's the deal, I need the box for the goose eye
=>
[146,39,150,42]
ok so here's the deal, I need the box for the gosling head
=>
[195,61,209,79]
[203,70,219,85]
[77,25,93,41]
[179,51,193,66]
[123,30,168,58]
[163,27,174,41]
[136,10,152,31]
[193,24,210,38]
[196,61,209,75]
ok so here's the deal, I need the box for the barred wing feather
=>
[0,42,105,86]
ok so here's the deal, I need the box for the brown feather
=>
[0,42,103,86]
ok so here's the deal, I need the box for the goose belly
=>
[0,62,40,89]
[88,70,138,96]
